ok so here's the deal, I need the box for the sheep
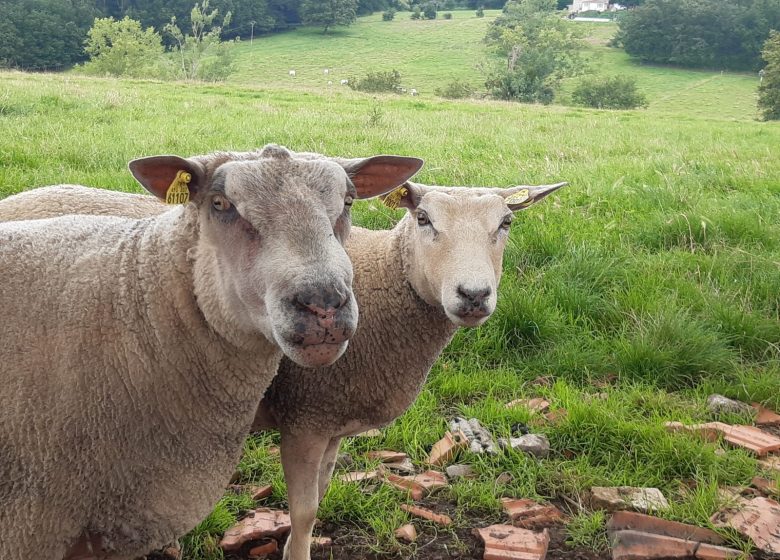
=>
[289,69,296,77]
[410,88,418,96]
[340,79,349,85]
[323,68,329,75]
[4,176,566,560]
[0,145,423,560]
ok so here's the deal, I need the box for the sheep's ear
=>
[338,155,424,199]
[500,182,568,212]
[128,156,206,203]
[378,181,431,210]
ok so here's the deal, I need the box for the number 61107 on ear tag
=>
[165,170,191,205]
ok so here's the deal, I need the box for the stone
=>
[758,456,780,473]
[543,409,568,424]
[446,464,476,480]
[711,497,780,555]
[162,546,181,559]
[427,430,467,466]
[606,511,726,545]
[496,472,514,485]
[383,457,416,475]
[473,524,549,560]
[395,523,418,542]
[450,417,499,454]
[248,539,278,558]
[355,429,382,437]
[311,536,332,547]
[335,452,353,470]
[400,504,452,526]
[707,395,754,417]
[367,450,408,463]
[590,487,669,513]
[337,470,379,483]
[501,498,566,529]
[505,398,550,413]
[220,509,291,551]
[751,403,780,426]
[508,434,550,459]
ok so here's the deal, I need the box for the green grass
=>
[1,15,779,560]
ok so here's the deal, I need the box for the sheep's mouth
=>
[282,338,349,368]
[449,308,492,328]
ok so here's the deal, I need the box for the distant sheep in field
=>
[0,146,424,560]
[324,68,329,75]
[410,88,418,96]
[328,80,333,86]
[340,79,349,85]
[289,69,296,77]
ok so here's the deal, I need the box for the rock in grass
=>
[508,434,550,459]
[707,394,754,417]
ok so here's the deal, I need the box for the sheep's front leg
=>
[317,437,342,502]
[280,430,329,560]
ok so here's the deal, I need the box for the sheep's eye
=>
[417,211,430,227]
[212,195,231,212]
[345,195,354,207]
[500,215,513,230]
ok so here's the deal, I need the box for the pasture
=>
[0,11,778,560]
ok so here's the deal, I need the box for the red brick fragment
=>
[543,409,568,424]
[610,530,743,560]
[220,509,291,551]
[395,523,418,542]
[251,484,273,501]
[501,498,566,529]
[311,536,332,547]
[695,544,748,560]
[606,511,726,545]
[751,476,779,496]
[367,450,408,463]
[400,504,452,526]
[758,456,780,473]
[162,546,181,559]
[338,470,379,483]
[665,421,780,456]
[751,403,780,425]
[385,474,425,500]
[427,430,467,466]
[248,539,278,558]
[473,524,549,560]
[267,446,280,456]
[712,496,780,555]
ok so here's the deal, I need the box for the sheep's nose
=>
[296,289,349,318]
[457,285,492,307]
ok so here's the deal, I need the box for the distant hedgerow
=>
[382,9,396,21]
[434,78,475,99]
[572,75,648,109]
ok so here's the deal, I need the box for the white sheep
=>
[323,68,329,75]
[327,80,333,86]
[289,69,296,77]
[255,180,567,560]
[4,176,565,560]
[340,79,349,85]
[410,88,418,96]
[0,145,423,560]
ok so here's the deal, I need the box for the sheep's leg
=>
[280,430,329,560]
[317,437,342,502]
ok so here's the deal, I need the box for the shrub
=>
[82,16,164,78]
[476,7,485,16]
[411,8,422,19]
[443,12,453,19]
[434,78,475,98]
[382,8,396,20]
[347,69,403,93]
[758,31,780,121]
[571,75,648,109]
[423,3,437,18]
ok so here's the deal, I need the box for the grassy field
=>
[1,13,779,560]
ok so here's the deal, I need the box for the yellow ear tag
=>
[165,170,191,205]
[505,188,531,207]
[381,186,408,209]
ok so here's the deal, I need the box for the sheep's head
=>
[129,145,423,367]
[386,180,566,327]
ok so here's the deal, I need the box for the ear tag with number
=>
[165,170,191,205]
[505,188,531,207]
[381,186,408,209]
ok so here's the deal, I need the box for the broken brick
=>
[446,464,476,480]
[385,471,447,500]
[250,484,273,501]
[665,421,780,456]
[162,546,181,559]
[267,446,280,456]
[590,487,669,513]
[427,430,467,466]
[220,509,291,551]
[751,476,779,496]
[758,456,780,473]
[400,504,452,526]
[543,409,568,424]
[382,457,415,474]
[609,530,742,560]
[505,398,550,413]
[501,498,566,529]
[751,403,780,426]
[248,539,278,558]
[355,429,382,437]
[311,536,332,547]
[385,474,425,500]
[712,496,780,555]
[367,450,408,463]
[395,523,418,542]
[606,511,726,545]
[474,524,549,560]
[338,470,379,483]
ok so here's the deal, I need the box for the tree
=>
[572,75,648,109]
[164,0,235,81]
[758,31,780,121]
[299,0,358,32]
[82,17,164,77]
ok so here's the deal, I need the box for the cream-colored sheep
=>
[0,145,422,560]
[1,176,565,560]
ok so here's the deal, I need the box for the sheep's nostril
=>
[457,285,492,306]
